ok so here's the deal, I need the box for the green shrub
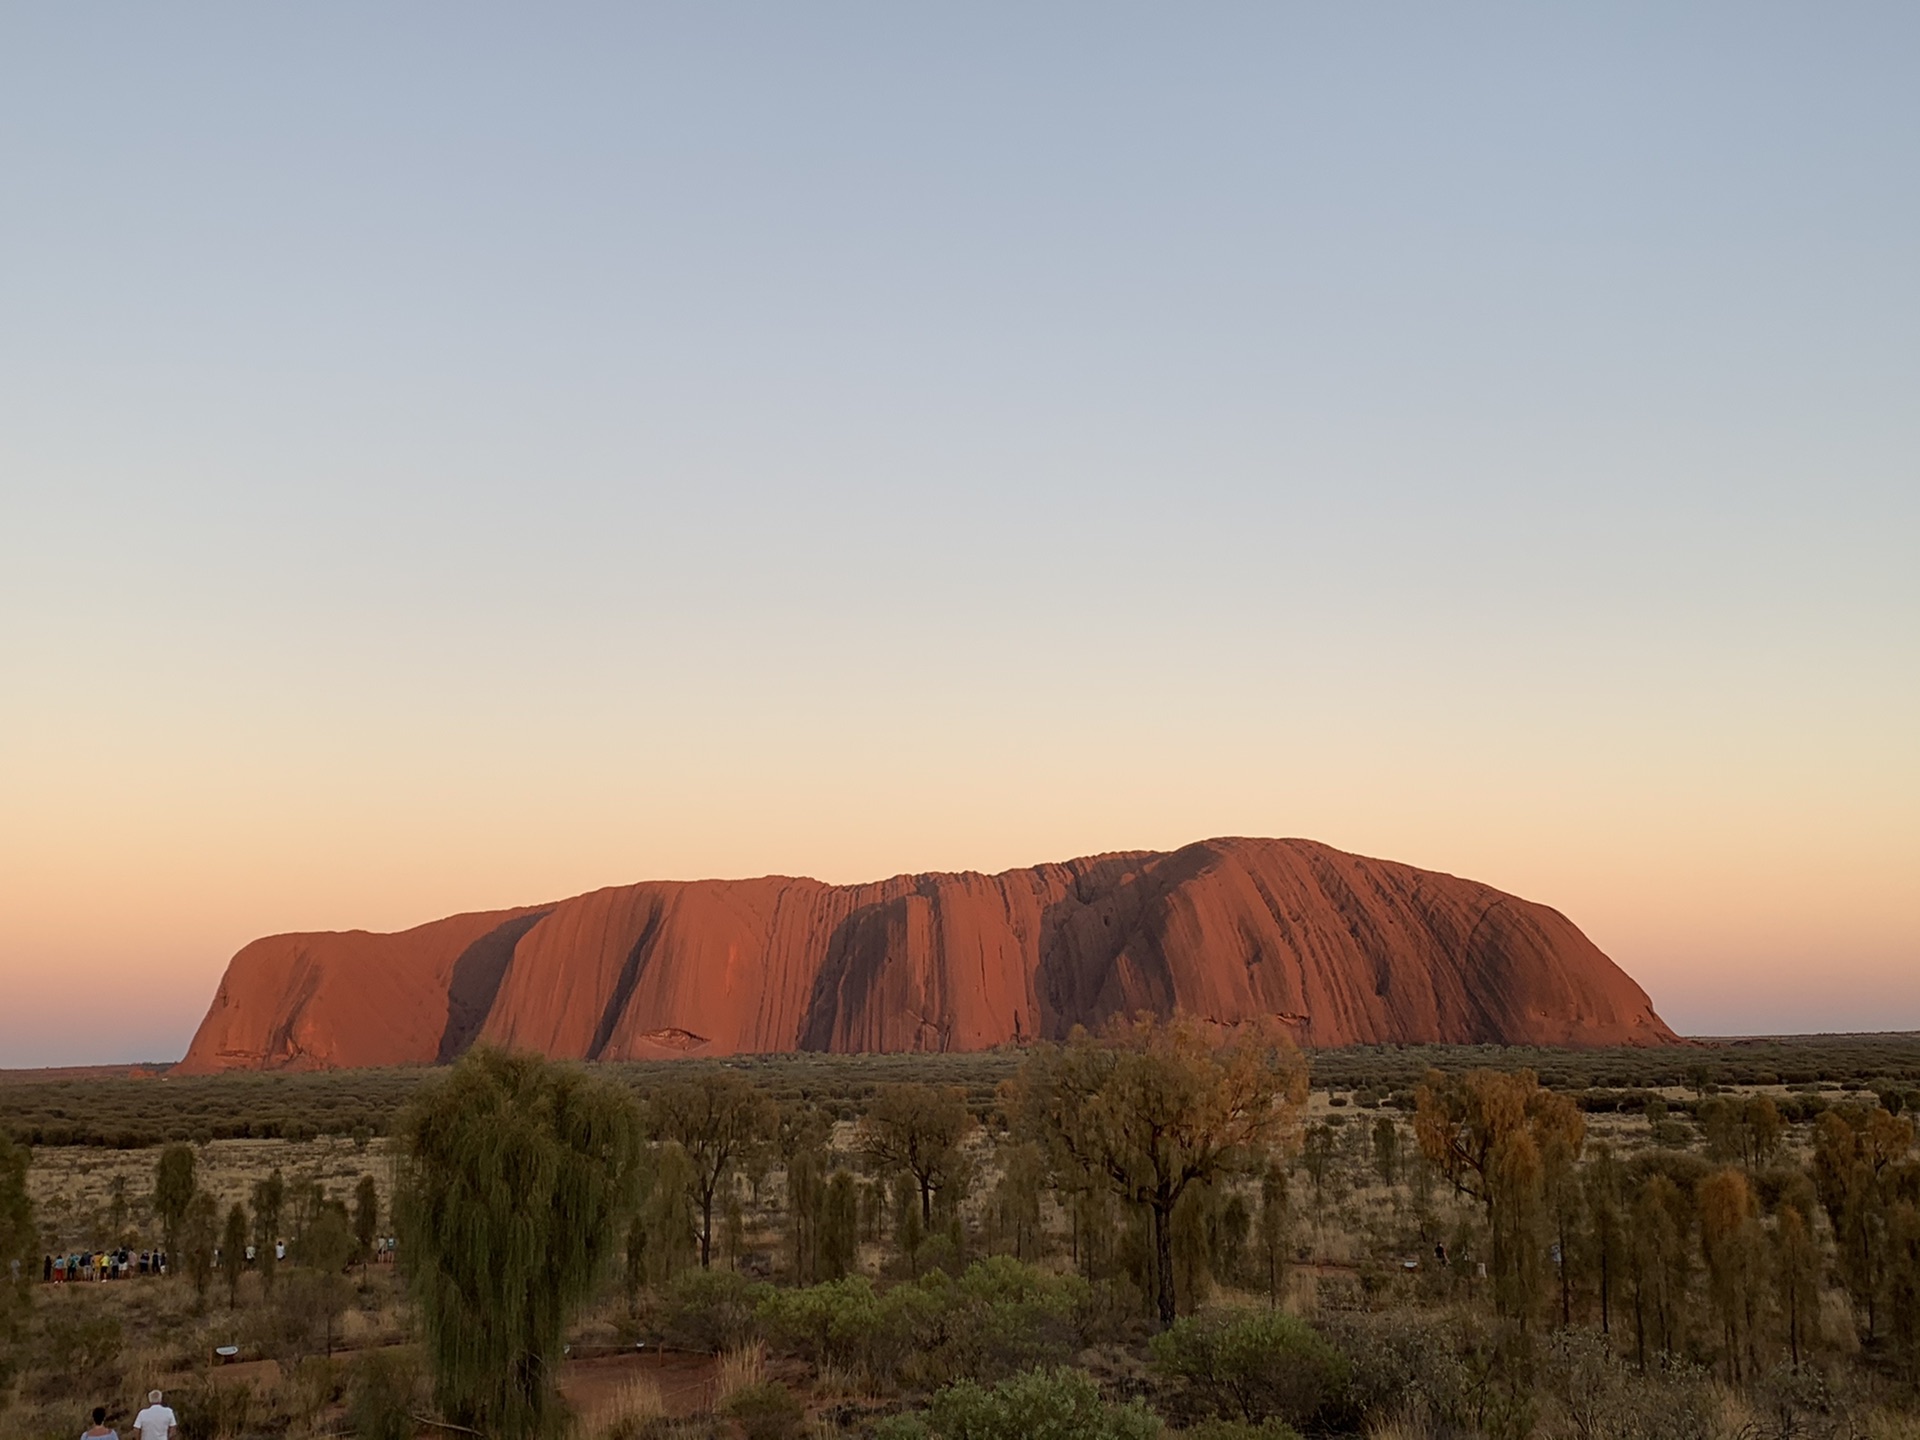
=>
[724,1382,806,1440]
[1149,1309,1344,1430]
[1178,1422,1300,1440]
[939,1257,1093,1383]
[911,1366,1161,1440]
[758,1275,884,1368]
[657,1268,768,1353]
[348,1349,419,1440]
[760,1259,1098,1389]
[1316,1310,1473,1433]
[28,1310,122,1402]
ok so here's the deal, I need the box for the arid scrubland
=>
[3,1032,1919,1440]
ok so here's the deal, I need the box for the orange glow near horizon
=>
[4,654,1916,1064]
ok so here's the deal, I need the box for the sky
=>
[2,4,1916,1067]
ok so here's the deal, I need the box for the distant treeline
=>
[5,1034,1918,1149]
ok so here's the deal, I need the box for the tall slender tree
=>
[1583,1143,1626,1336]
[1698,1167,1765,1380]
[0,1133,34,1373]
[1812,1104,1914,1342]
[1257,1160,1291,1310]
[1370,1116,1400,1188]
[181,1190,219,1305]
[1773,1203,1820,1366]
[221,1204,249,1309]
[397,1049,645,1440]
[252,1169,286,1292]
[353,1175,380,1268]
[153,1143,197,1258]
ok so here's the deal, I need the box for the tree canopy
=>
[1015,1013,1307,1325]
[860,1083,975,1226]
[651,1070,776,1269]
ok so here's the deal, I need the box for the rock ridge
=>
[177,837,1676,1072]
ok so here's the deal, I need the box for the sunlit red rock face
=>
[176,837,1676,1072]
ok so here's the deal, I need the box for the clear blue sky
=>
[2,4,1916,1065]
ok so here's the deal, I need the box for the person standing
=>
[82,1405,116,1440]
[132,1392,176,1440]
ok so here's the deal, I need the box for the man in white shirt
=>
[132,1391,176,1440]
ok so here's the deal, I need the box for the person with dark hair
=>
[82,1405,116,1440]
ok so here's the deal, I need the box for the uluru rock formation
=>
[177,837,1676,1072]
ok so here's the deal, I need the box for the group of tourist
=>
[43,1248,168,1282]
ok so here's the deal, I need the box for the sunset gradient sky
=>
[3,5,1917,1067]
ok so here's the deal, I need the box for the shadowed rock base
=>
[176,837,1676,1072]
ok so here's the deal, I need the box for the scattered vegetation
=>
[4,1028,1920,1440]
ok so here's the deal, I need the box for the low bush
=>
[655,1268,768,1353]
[1149,1309,1345,1431]
[724,1382,806,1440]
[879,1366,1162,1440]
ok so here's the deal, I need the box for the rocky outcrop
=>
[176,837,1676,1072]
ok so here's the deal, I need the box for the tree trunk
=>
[1152,1199,1177,1328]
[919,1175,933,1227]
[1599,1243,1611,1335]
[700,1188,714,1270]
[1559,1218,1572,1328]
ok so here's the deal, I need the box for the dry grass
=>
[1365,1418,1434,1440]
[810,1361,880,1402]
[591,1374,668,1438]
[713,1342,767,1406]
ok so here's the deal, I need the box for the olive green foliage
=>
[1016,1014,1306,1325]
[860,1083,976,1227]
[396,1048,646,1440]
[1811,1102,1916,1344]
[630,1140,699,1289]
[0,1131,33,1383]
[656,1266,767,1353]
[300,1201,356,1273]
[221,1202,248,1307]
[820,1169,859,1281]
[9,1034,1920,1149]
[650,1070,775,1269]
[253,1167,286,1291]
[881,1366,1163,1440]
[152,1141,197,1254]
[724,1381,806,1440]
[779,1102,834,1283]
[1179,1424,1301,1440]
[181,1188,219,1302]
[348,1349,421,1440]
[1150,1308,1346,1430]
[988,1141,1048,1261]
[26,1309,122,1403]
[353,1173,380,1262]
[756,1257,1108,1390]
